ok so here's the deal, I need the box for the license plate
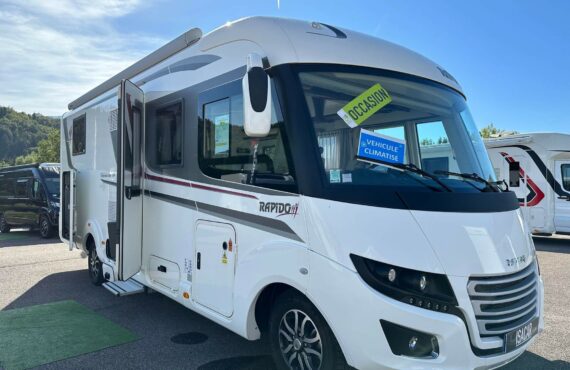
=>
[505,317,539,352]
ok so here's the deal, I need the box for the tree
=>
[14,128,59,165]
[0,106,59,163]
[420,138,434,146]
[479,124,517,139]
[35,129,60,162]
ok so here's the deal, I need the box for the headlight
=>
[50,201,60,208]
[350,254,458,313]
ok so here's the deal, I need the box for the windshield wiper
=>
[356,156,452,192]
[434,170,500,192]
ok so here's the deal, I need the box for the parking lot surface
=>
[0,231,569,370]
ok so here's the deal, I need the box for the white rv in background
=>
[486,133,570,234]
[60,17,543,370]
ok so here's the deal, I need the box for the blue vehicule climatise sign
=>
[357,129,406,164]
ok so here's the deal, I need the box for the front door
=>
[117,79,144,280]
[554,161,570,232]
[193,221,236,317]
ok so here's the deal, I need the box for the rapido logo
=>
[259,202,299,217]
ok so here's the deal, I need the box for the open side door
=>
[60,170,76,251]
[554,160,570,232]
[116,79,144,281]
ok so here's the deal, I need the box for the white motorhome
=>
[60,17,543,370]
[486,133,570,235]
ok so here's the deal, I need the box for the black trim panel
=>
[397,191,520,213]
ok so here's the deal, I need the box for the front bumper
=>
[308,253,544,370]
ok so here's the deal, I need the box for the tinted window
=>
[31,179,45,200]
[0,178,13,197]
[15,179,29,197]
[44,178,60,195]
[562,164,570,191]
[156,102,183,166]
[72,115,86,155]
[199,86,296,192]
[509,161,521,187]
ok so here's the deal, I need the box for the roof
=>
[485,132,570,150]
[67,16,465,113]
[0,163,60,173]
[200,17,463,93]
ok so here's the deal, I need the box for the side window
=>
[561,164,570,191]
[156,102,183,166]
[15,179,29,197]
[199,85,296,192]
[416,121,457,173]
[509,161,521,187]
[31,179,44,200]
[72,115,86,156]
[0,178,13,197]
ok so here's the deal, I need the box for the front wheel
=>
[88,246,104,286]
[39,215,53,239]
[269,290,348,370]
[0,214,10,233]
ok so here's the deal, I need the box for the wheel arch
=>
[250,281,332,339]
[82,220,105,256]
[250,281,351,369]
[252,282,299,335]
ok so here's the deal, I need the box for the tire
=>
[88,245,105,286]
[39,215,53,239]
[269,290,349,370]
[0,214,10,233]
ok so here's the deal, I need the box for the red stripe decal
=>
[144,173,257,199]
[145,173,191,187]
[191,182,258,199]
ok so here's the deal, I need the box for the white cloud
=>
[0,1,165,116]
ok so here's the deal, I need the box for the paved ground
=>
[0,230,569,370]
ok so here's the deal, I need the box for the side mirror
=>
[242,53,271,137]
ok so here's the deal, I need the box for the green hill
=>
[0,106,60,167]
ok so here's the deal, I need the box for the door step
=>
[103,279,145,296]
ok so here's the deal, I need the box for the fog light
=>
[388,268,397,282]
[381,320,439,359]
[409,336,418,351]
[419,275,427,290]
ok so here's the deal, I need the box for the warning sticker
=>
[337,83,392,128]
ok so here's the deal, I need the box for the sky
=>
[0,0,569,133]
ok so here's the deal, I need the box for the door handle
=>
[125,186,141,200]
[157,265,167,273]
[558,196,569,200]
[197,252,201,270]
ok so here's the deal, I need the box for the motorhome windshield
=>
[297,68,497,192]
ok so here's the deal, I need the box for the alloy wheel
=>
[89,248,100,278]
[40,218,49,237]
[278,309,323,370]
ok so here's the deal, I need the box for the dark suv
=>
[0,163,60,238]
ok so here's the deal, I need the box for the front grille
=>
[467,263,538,337]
